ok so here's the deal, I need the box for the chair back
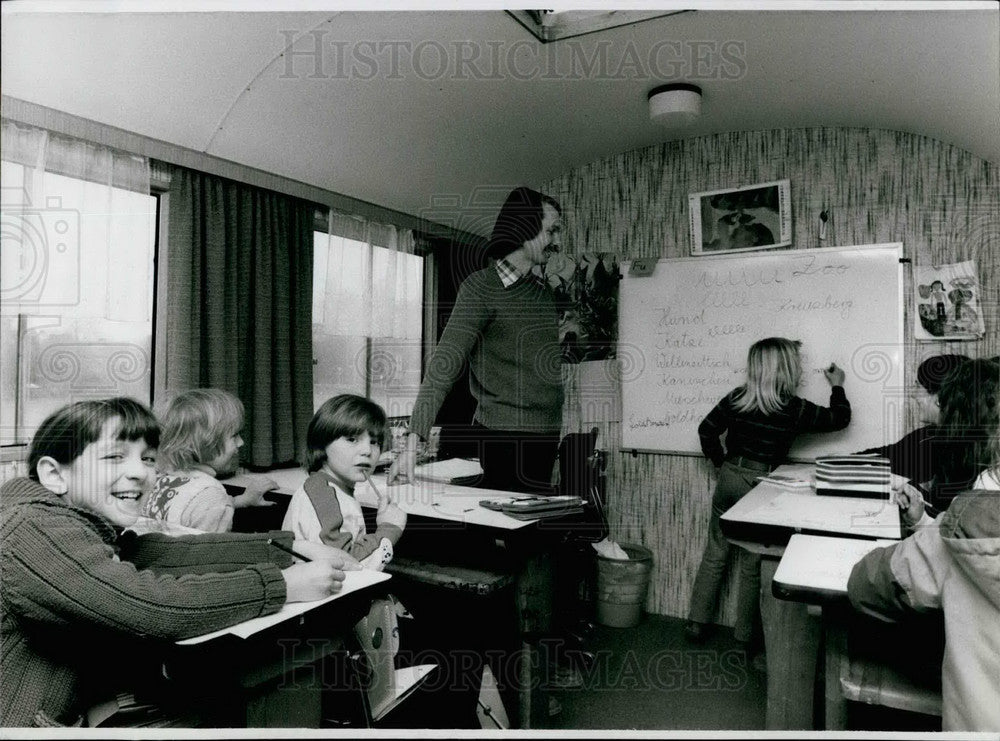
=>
[556,427,609,542]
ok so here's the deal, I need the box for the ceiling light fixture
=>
[507,9,692,43]
[648,83,702,126]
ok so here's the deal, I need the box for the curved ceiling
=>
[2,6,998,235]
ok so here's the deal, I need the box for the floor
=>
[546,613,767,731]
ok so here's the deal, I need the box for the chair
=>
[344,595,438,727]
[547,427,609,682]
[823,618,943,730]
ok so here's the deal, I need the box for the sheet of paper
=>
[366,476,533,530]
[413,458,484,483]
[177,569,391,645]
[735,489,902,539]
[774,534,897,594]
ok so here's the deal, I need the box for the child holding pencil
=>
[283,394,406,570]
[0,397,356,728]
[686,337,851,645]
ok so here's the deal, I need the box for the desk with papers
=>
[720,464,903,730]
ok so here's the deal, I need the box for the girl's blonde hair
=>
[731,337,803,415]
[157,388,244,471]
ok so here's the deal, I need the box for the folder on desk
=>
[479,495,586,520]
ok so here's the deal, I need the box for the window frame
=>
[310,208,435,422]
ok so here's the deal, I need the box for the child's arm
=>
[794,384,852,433]
[120,529,295,574]
[229,473,279,509]
[847,522,947,621]
[2,508,287,641]
[697,397,730,467]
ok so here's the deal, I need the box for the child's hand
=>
[890,475,926,527]
[282,561,347,602]
[823,363,846,387]
[232,475,278,508]
[292,539,363,570]
[386,433,420,484]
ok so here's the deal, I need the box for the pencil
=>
[364,471,385,502]
[267,538,312,562]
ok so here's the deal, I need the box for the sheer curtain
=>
[313,212,425,419]
[0,120,153,445]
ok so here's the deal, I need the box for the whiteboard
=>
[618,244,904,458]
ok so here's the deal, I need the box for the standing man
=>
[389,186,564,493]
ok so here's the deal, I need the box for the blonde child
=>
[283,395,406,570]
[0,397,354,728]
[686,337,851,644]
[142,388,277,532]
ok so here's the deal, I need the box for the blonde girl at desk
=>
[686,337,851,646]
[142,388,278,532]
[0,398,356,728]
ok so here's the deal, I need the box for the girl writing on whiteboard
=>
[685,337,851,648]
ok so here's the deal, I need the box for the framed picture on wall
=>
[688,179,792,255]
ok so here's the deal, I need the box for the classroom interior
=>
[1,2,999,735]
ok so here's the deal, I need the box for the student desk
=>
[771,534,924,730]
[164,570,391,728]
[261,469,574,729]
[719,463,902,730]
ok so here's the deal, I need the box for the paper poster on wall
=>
[913,260,985,341]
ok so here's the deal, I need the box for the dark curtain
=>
[164,166,314,467]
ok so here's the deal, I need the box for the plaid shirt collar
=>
[495,258,545,289]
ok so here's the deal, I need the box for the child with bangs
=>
[142,388,277,533]
[685,337,852,646]
[0,397,354,728]
[283,394,406,570]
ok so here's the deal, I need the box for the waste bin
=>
[594,543,653,628]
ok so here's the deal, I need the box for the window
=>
[312,231,425,418]
[0,160,156,445]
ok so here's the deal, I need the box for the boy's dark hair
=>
[916,354,970,395]
[27,397,160,481]
[304,394,388,473]
[485,186,561,260]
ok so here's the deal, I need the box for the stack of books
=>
[814,454,891,499]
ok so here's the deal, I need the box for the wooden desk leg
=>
[823,615,849,730]
[514,551,555,729]
[759,557,822,730]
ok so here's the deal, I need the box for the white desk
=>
[263,468,542,530]
[258,466,571,729]
[772,534,942,729]
[165,569,391,727]
[721,465,903,730]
